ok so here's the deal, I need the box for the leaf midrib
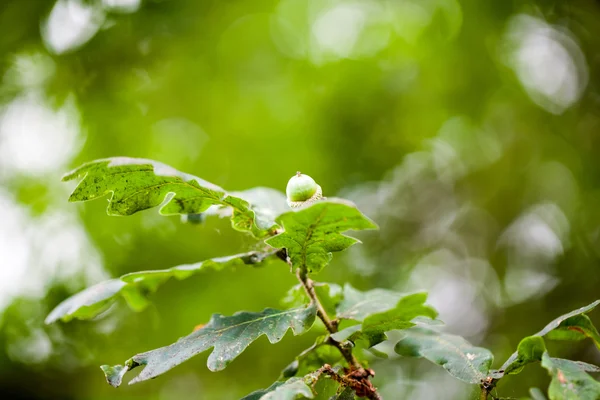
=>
[300,208,328,270]
[431,335,487,381]
[206,308,307,336]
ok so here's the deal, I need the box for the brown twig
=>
[295,265,382,400]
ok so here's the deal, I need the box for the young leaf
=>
[265,199,377,273]
[282,282,343,316]
[101,305,317,387]
[46,251,272,324]
[280,335,343,379]
[534,301,600,337]
[242,369,332,400]
[330,387,355,400]
[62,157,281,237]
[336,284,407,322]
[501,336,547,375]
[394,327,494,384]
[332,292,437,348]
[541,352,600,399]
[241,378,314,400]
[545,315,600,349]
[498,300,600,378]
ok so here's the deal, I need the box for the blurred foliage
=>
[2,0,600,399]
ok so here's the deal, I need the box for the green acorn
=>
[286,171,323,208]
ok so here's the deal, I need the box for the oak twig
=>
[295,266,382,400]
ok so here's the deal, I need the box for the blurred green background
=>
[2,0,600,398]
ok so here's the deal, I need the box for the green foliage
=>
[394,327,494,384]
[265,200,377,273]
[102,305,317,387]
[331,387,356,400]
[332,292,437,347]
[242,372,344,400]
[502,336,547,375]
[498,300,600,379]
[282,283,343,317]
[336,284,407,321]
[545,315,600,349]
[280,336,343,379]
[529,388,548,400]
[530,301,600,338]
[63,158,283,237]
[45,251,273,323]
[48,158,600,399]
[241,376,315,400]
[541,353,600,400]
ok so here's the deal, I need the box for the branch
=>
[295,266,382,400]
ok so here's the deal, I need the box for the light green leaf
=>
[541,352,600,400]
[501,336,546,375]
[243,370,333,400]
[534,301,600,337]
[332,292,437,348]
[241,378,314,400]
[530,388,548,400]
[265,199,377,273]
[45,278,126,324]
[63,157,280,237]
[282,282,343,316]
[360,293,437,343]
[280,335,343,379]
[546,315,600,349]
[329,387,355,400]
[336,284,407,321]
[498,300,600,378]
[187,187,289,231]
[394,327,494,384]
[46,251,272,323]
[102,305,317,387]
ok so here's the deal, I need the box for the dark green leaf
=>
[101,305,317,386]
[332,292,437,348]
[46,251,271,323]
[394,327,494,384]
[336,284,408,321]
[265,199,377,273]
[541,352,600,400]
[501,336,547,375]
[498,300,600,378]
[63,157,280,237]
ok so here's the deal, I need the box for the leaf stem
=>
[480,387,489,400]
[296,267,382,400]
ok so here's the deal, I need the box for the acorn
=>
[286,172,323,208]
